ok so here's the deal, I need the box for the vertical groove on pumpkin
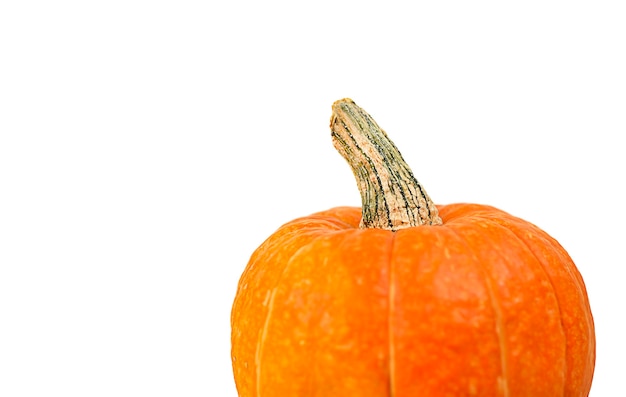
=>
[330,98,442,231]
[387,233,397,397]
[255,286,275,397]
[479,263,511,397]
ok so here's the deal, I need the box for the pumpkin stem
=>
[330,98,442,231]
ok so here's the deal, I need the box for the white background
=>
[1,1,624,396]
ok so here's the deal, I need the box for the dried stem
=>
[330,98,442,231]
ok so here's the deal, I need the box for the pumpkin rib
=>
[254,224,349,396]
[450,212,570,394]
[233,227,330,396]
[485,214,595,395]
[489,218,568,396]
[258,227,396,395]
[478,215,568,394]
[445,223,511,397]
[254,230,339,397]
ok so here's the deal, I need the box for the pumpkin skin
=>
[231,204,595,396]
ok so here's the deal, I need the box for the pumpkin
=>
[231,99,595,396]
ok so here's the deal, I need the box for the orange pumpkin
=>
[231,99,595,396]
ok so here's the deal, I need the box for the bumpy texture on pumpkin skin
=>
[231,204,595,397]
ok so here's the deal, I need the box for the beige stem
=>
[330,98,442,231]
